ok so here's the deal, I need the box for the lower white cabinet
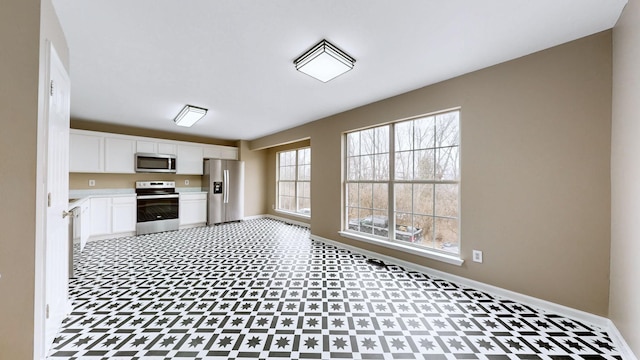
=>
[179,193,207,226]
[90,195,136,238]
[112,196,137,233]
[79,201,91,251]
[90,197,111,237]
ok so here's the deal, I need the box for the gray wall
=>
[252,31,613,316]
[610,0,640,355]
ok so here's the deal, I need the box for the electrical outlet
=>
[472,250,483,263]
[184,179,190,186]
[88,179,95,187]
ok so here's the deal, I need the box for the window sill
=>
[274,209,311,220]
[338,231,464,266]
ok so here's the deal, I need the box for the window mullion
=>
[432,120,437,245]
[388,124,395,242]
[295,150,299,212]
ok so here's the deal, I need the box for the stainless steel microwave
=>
[135,153,177,173]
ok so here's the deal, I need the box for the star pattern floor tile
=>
[48,218,621,359]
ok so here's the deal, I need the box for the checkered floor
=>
[49,218,621,359]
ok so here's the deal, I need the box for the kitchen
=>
[66,128,251,274]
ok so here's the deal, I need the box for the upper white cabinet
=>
[203,145,238,160]
[137,140,177,155]
[177,144,204,175]
[158,142,177,155]
[69,129,237,174]
[70,132,104,173]
[105,137,135,173]
[220,147,238,160]
[202,145,220,159]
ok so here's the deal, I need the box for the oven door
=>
[136,194,179,223]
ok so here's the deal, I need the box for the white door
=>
[44,43,71,352]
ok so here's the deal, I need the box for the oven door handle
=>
[136,194,179,200]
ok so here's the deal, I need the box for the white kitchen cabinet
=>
[70,131,104,173]
[158,142,177,155]
[203,144,238,160]
[89,195,136,239]
[177,144,204,175]
[220,147,238,160]
[179,193,207,226]
[202,145,221,159]
[70,129,237,174]
[80,200,91,251]
[105,137,135,173]
[90,197,111,236]
[136,140,156,154]
[137,140,177,155]
[111,195,136,233]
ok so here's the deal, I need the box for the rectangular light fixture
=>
[174,105,207,127]
[294,39,355,83]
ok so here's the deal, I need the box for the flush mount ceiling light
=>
[173,105,207,127]
[294,39,356,82]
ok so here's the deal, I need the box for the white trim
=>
[247,214,311,228]
[338,230,464,266]
[265,214,310,228]
[312,233,618,329]
[274,209,311,220]
[606,319,638,360]
[87,231,136,242]
[243,214,267,221]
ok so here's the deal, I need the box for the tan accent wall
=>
[251,31,613,316]
[69,173,202,190]
[266,140,312,224]
[71,119,237,147]
[610,1,640,355]
[238,140,268,217]
[0,0,69,358]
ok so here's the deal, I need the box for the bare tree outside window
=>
[277,148,311,215]
[345,110,460,253]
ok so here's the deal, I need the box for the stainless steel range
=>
[135,181,179,235]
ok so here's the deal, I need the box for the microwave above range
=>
[135,153,177,173]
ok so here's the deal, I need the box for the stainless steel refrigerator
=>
[203,159,245,224]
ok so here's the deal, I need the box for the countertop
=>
[68,188,207,210]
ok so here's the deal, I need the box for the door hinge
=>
[50,80,54,96]
[47,192,52,207]
[46,304,50,319]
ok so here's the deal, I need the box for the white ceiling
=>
[52,0,626,141]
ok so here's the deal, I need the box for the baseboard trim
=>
[606,319,639,360]
[88,231,136,242]
[249,214,311,228]
[309,233,637,359]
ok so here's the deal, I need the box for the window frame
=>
[276,147,311,217]
[342,109,461,264]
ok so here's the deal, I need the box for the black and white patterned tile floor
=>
[49,218,621,359]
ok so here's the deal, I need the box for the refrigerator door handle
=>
[223,169,229,204]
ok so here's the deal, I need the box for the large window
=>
[277,148,311,216]
[345,110,459,253]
